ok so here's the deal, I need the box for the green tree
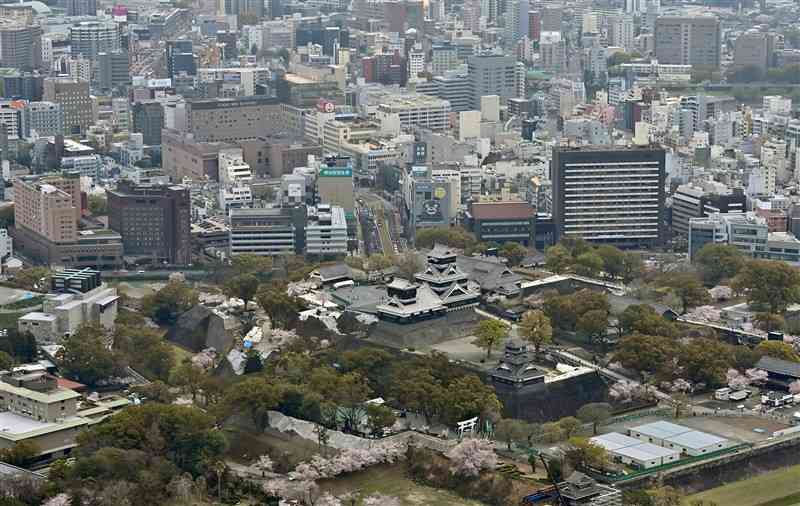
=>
[366,254,394,271]
[732,260,800,313]
[518,310,553,354]
[500,242,527,266]
[78,403,227,475]
[365,404,396,436]
[753,312,786,333]
[223,376,282,431]
[576,309,609,348]
[131,380,177,404]
[0,329,37,362]
[695,243,745,285]
[172,360,206,402]
[576,403,612,435]
[394,251,424,279]
[0,441,40,467]
[57,324,122,385]
[223,273,260,307]
[755,340,800,362]
[544,244,572,273]
[574,251,604,278]
[415,227,477,250]
[114,325,174,382]
[621,252,644,283]
[142,281,199,325]
[614,333,673,381]
[680,339,734,386]
[231,254,273,277]
[595,245,625,280]
[10,267,51,291]
[558,416,582,438]
[619,304,676,337]
[443,375,502,425]
[565,437,607,470]
[727,64,764,83]
[494,418,530,450]
[473,319,509,359]
[0,351,13,370]
[88,194,108,215]
[663,272,710,314]
[256,285,304,329]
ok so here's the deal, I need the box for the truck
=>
[715,387,731,401]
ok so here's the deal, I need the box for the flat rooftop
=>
[667,430,728,449]
[0,411,52,435]
[631,421,693,439]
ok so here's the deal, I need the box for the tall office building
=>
[65,0,97,16]
[467,54,518,109]
[69,21,120,59]
[97,50,130,91]
[165,39,196,80]
[107,181,191,265]
[552,145,667,248]
[0,22,42,71]
[654,16,721,68]
[733,30,769,74]
[540,6,563,32]
[43,77,93,136]
[131,101,164,146]
[223,0,264,19]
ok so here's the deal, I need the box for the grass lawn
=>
[685,463,800,506]
[318,464,485,506]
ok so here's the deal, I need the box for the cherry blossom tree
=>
[745,368,768,385]
[289,442,406,481]
[43,495,72,506]
[726,369,750,390]
[363,494,401,506]
[789,380,800,395]
[446,438,498,477]
[251,454,274,477]
[316,492,343,506]
[609,379,649,403]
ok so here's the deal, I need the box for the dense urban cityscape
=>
[0,0,798,503]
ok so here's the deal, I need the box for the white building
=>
[305,203,347,256]
[0,102,21,141]
[218,148,253,210]
[591,432,680,469]
[374,92,451,131]
[0,228,12,260]
[408,44,425,79]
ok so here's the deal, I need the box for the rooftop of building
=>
[469,201,535,220]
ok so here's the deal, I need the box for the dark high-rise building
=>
[0,23,42,71]
[165,39,195,80]
[552,145,667,248]
[131,101,164,146]
[97,50,130,91]
[107,181,191,265]
[654,16,721,68]
[223,0,263,19]
[69,21,120,59]
[65,0,97,16]
[0,71,43,101]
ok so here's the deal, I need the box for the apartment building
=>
[654,16,721,68]
[551,145,666,248]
